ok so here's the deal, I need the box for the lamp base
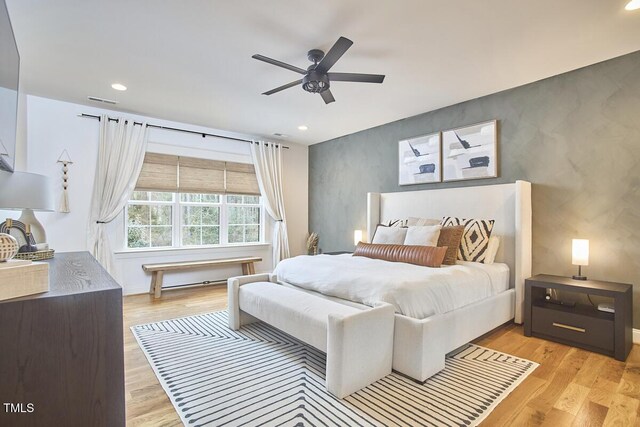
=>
[572,275,587,281]
[17,209,47,244]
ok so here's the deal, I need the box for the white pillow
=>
[372,225,407,245]
[404,225,442,246]
[484,236,500,264]
[407,217,441,226]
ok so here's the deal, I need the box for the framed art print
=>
[442,120,498,182]
[398,132,441,185]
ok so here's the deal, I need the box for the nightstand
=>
[524,274,632,361]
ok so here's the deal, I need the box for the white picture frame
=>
[442,120,498,182]
[398,132,442,185]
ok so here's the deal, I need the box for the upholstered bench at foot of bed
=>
[227,274,395,398]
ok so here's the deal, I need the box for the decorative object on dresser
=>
[571,238,589,280]
[524,274,632,361]
[442,120,498,181]
[0,232,18,261]
[56,149,73,213]
[0,171,55,244]
[0,252,124,426]
[398,132,442,185]
[0,260,49,301]
[142,256,262,298]
[0,219,55,260]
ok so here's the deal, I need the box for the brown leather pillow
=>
[353,242,447,268]
[437,225,465,265]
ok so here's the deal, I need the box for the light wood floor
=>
[123,286,640,427]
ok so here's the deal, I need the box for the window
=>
[127,192,174,248]
[125,192,262,249]
[180,193,221,246]
[227,195,261,244]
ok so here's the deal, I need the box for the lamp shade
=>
[0,171,55,211]
[354,229,363,245]
[572,239,589,266]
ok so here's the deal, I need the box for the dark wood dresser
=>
[0,252,125,427]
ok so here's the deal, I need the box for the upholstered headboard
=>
[366,180,532,323]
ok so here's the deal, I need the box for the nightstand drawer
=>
[531,306,614,352]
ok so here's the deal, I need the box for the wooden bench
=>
[142,257,261,298]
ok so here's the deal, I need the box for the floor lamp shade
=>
[0,171,55,244]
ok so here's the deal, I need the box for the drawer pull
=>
[552,322,586,333]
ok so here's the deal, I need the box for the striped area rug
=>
[132,311,537,427]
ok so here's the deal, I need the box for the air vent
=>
[272,133,289,138]
[87,96,119,105]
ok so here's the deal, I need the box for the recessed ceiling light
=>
[626,0,640,10]
[298,125,308,131]
[111,83,127,91]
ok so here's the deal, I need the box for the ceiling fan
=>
[252,36,385,104]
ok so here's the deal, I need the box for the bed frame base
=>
[392,289,515,381]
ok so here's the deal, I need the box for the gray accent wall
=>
[309,50,640,328]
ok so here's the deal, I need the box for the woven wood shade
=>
[136,153,179,192]
[179,157,225,194]
[135,153,260,196]
[226,162,260,195]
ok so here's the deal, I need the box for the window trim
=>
[125,192,264,250]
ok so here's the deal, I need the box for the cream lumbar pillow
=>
[404,225,442,246]
[372,225,407,245]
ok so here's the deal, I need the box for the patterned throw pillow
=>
[441,217,495,263]
[382,219,408,227]
[407,217,441,227]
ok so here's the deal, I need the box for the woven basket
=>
[14,249,55,261]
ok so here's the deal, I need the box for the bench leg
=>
[241,262,256,275]
[154,271,164,299]
[149,272,157,295]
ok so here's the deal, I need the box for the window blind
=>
[134,153,261,196]
[135,153,179,192]
[226,162,261,195]
[179,157,226,194]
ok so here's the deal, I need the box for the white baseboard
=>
[634,328,640,345]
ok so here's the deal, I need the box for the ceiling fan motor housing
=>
[302,71,330,93]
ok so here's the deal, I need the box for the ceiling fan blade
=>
[320,89,335,104]
[315,37,353,73]
[328,72,385,84]
[262,79,303,96]
[252,54,307,74]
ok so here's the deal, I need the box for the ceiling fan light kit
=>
[252,36,385,104]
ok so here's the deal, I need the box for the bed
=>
[273,180,532,382]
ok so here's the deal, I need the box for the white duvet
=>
[273,254,510,319]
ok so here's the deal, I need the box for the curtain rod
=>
[78,113,289,149]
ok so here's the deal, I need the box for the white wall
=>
[6,95,308,294]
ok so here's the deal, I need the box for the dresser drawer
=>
[531,306,614,352]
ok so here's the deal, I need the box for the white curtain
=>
[88,115,149,274]
[250,141,290,265]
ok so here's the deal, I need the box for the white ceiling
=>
[6,0,640,145]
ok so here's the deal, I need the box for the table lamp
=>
[354,230,363,245]
[0,171,55,243]
[571,239,589,280]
